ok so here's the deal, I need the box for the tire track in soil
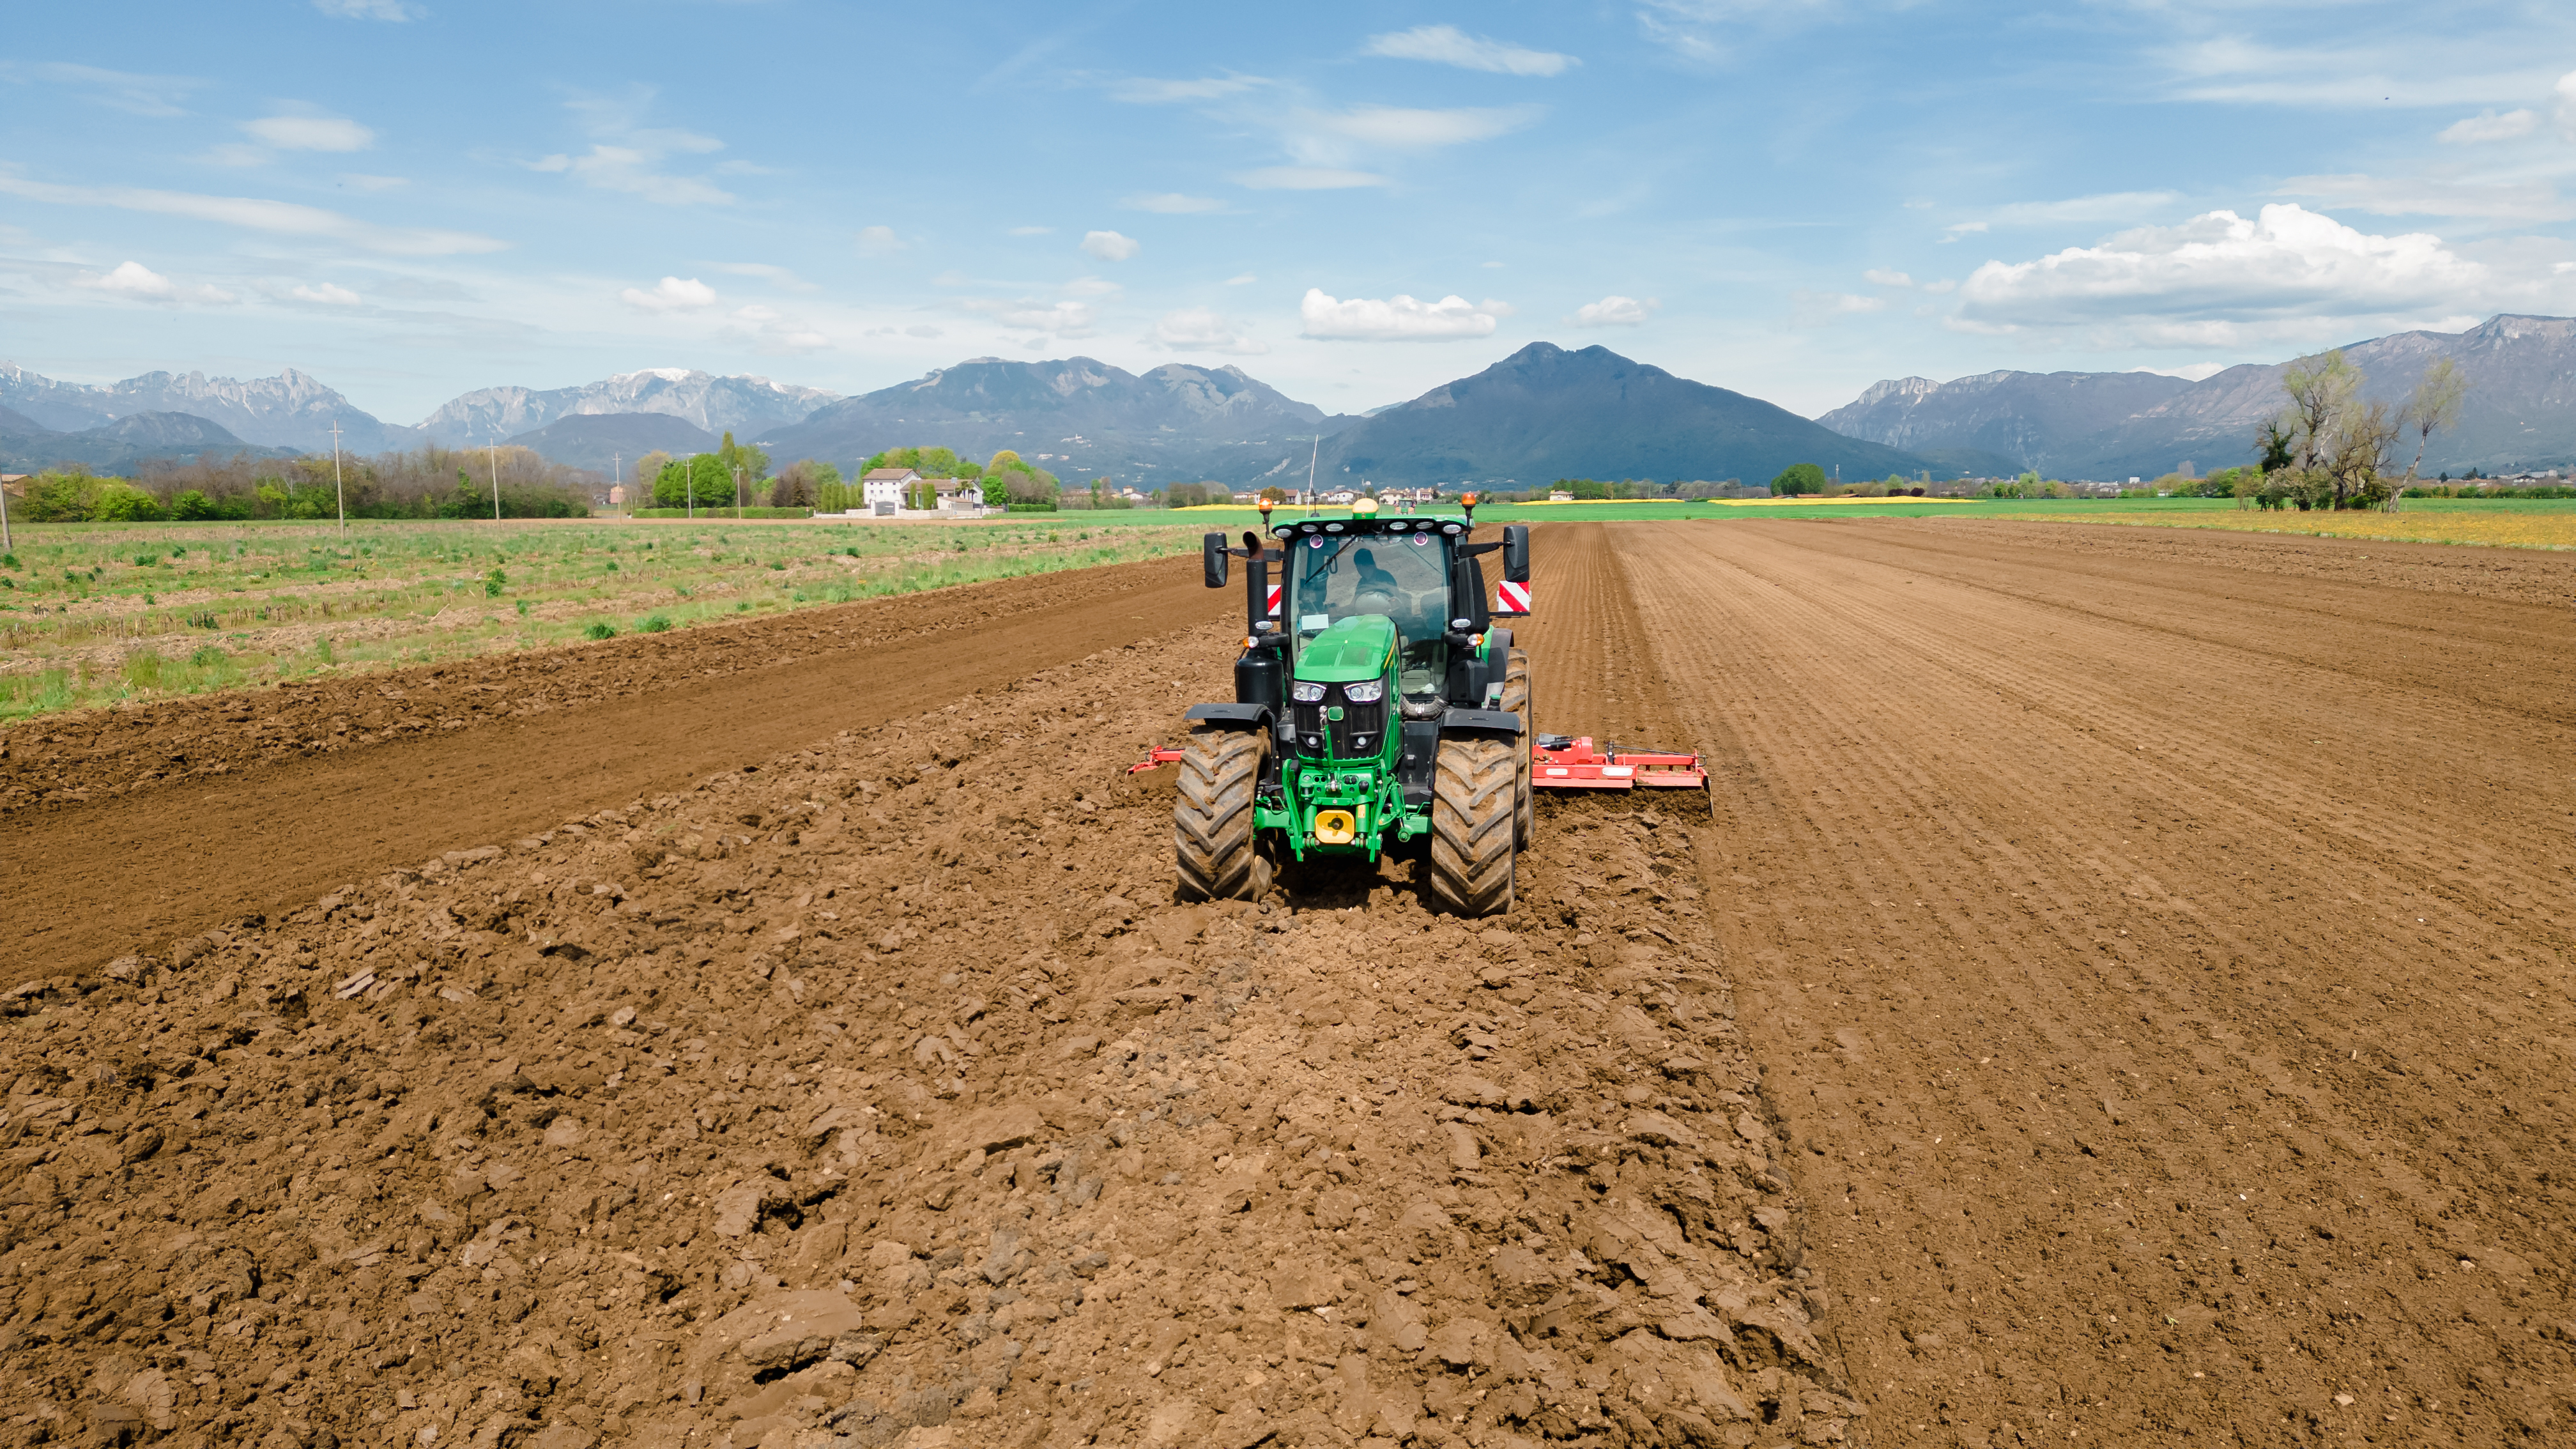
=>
[0,560,1230,981]
[0,524,1867,1449]
[1616,518,2575,1446]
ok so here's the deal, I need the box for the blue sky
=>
[6,1,2575,424]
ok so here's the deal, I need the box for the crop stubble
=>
[1,518,2569,1447]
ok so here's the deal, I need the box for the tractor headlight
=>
[1291,681,1328,703]
[1342,678,1385,703]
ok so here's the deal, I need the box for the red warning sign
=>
[1497,580,1531,614]
[1266,584,1283,617]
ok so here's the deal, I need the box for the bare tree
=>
[2278,349,2361,479]
[2324,399,2401,507]
[2389,358,2467,512]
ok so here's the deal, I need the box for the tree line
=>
[12,446,595,522]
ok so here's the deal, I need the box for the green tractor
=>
[1170,503,1533,916]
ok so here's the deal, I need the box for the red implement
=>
[1531,735,1707,792]
[1126,746,1188,775]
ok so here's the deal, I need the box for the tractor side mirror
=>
[1202,532,1229,588]
[1502,524,1529,584]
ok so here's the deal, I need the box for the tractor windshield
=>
[1285,530,1450,694]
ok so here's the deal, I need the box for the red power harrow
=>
[1531,734,1708,796]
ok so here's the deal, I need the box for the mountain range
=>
[14,312,2576,488]
[1820,315,2576,479]
[763,358,1362,485]
[0,406,299,474]
[1315,342,1922,488]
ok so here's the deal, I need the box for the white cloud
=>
[1940,222,1987,241]
[73,260,235,305]
[2155,36,2575,109]
[1922,278,1957,293]
[1080,230,1141,261]
[708,261,817,292]
[1956,192,2184,231]
[1362,24,1577,77]
[1300,289,1503,341]
[1233,167,1391,190]
[1225,273,1257,286]
[1110,75,1268,103]
[290,282,362,305]
[29,63,203,118]
[1568,295,1659,327]
[2439,109,2538,144]
[1124,193,1227,214]
[905,325,944,338]
[1008,225,1053,236]
[857,225,904,256]
[1151,307,1269,355]
[1955,204,2485,332]
[965,298,1096,337]
[528,145,732,206]
[338,173,408,191]
[201,143,273,168]
[1064,275,1121,296]
[619,275,718,312]
[1790,290,1887,325]
[313,0,420,18]
[2273,172,2576,221]
[1304,104,1540,150]
[2559,67,2576,134]
[1863,268,1913,287]
[0,174,504,254]
[243,114,375,152]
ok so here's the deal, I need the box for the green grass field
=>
[0,517,1202,720]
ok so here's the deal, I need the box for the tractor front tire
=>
[1429,735,1517,916]
[1174,724,1269,901]
[1501,647,1533,847]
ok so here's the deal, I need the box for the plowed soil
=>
[3,518,2571,1449]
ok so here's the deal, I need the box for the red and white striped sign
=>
[1497,580,1531,613]
[1266,583,1283,617]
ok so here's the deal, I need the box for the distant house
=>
[861,467,920,510]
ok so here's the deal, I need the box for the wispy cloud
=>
[1151,306,1269,355]
[243,112,376,151]
[528,89,737,207]
[2273,173,2576,222]
[1790,289,1887,325]
[1225,273,1257,286]
[313,0,421,19]
[2439,109,2538,144]
[1124,192,1227,214]
[1300,104,1541,151]
[1362,25,1577,77]
[11,61,203,117]
[289,281,362,305]
[0,174,505,255]
[1300,289,1506,341]
[337,173,408,192]
[1232,167,1391,191]
[1008,225,1053,236]
[857,226,905,256]
[1080,230,1140,261]
[963,297,1096,337]
[1863,269,1914,287]
[707,261,818,292]
[1109,75,1268,103]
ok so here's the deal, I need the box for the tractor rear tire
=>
[1429,735,1517,916]
[1174,724,1269,901]
[1501,647,1533,847]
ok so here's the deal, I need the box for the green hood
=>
[1294,615,1397,684]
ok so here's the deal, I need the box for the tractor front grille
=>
[1292,691,1388,758]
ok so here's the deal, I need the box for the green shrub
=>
[132,554,160,567]
[484,567,506,597]
[122,651,165,687]
[585,622,616,640]
[516,599,530,617]
[639,613,673,633]
[189,645,227,666]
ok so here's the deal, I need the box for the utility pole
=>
[487,437,502,522]
[611,452,622,517]
[329,420,347,537]
[734,465,744,520]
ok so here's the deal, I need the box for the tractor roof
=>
[1268,516,1471,542]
